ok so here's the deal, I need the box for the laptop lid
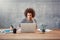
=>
[21,23,36,33]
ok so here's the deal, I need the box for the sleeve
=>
[19,19,25,27]
[33,19,37,23]
[33,19,37,29]
[20,19,25,23]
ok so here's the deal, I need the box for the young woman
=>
[21,8,37,23]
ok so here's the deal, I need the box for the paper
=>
[37,29,52,32]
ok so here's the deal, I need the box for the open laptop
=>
[21,23,36,33]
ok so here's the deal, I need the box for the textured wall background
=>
[0,0,60,29]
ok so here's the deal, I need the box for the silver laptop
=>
[21,23,36,33]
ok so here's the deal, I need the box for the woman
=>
[21,8,37,23]
[17,8,37,32]
[20,8,37,29]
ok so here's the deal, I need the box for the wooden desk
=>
[0,29,60,40]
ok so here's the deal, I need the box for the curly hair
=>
[24,8,35,18]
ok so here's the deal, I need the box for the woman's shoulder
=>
[21,18,26,23]
[33,19,37,23]
[34,19,36,21]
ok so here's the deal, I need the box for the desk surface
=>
[0,29,60,40]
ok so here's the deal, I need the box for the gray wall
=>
[0,0,60,29]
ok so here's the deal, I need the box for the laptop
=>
[21,23,36,33]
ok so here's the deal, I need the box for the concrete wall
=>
[0,0,60,29]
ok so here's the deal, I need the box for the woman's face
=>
[27,13,32,20]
